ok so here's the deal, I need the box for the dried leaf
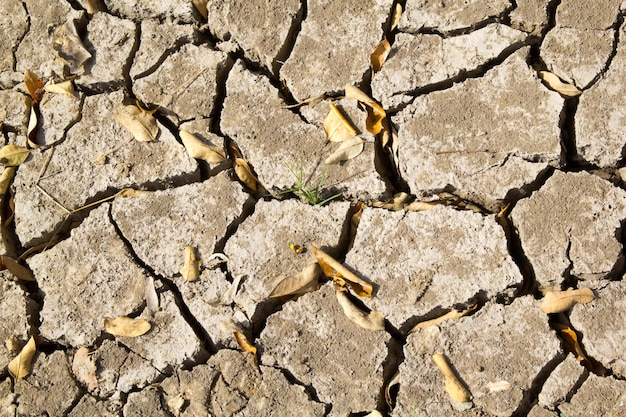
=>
[323,103,358,142]
[405,200,439,211]
[554,322,588,362]
[24,70,44,103]
[180,245,200,282]
[540,287,595,313]
[390,3,403,31]
[192,0,208,19]
[234,158,258,193]
[179,130,226,163]
[0,255,35,281]
[8,336,36,379]
[44,80,78,99]
[335,288,385,331]
[539,71,582,97]
[52,21,92,74]
[371,38,391,72]
[0,167,16,194]
[84,0,106,13]
[145,276,159,314]
[409,304,477,333]
[432,353,472,404]
[269,263,322,298]
[104,317,151,337]
[0,144,29,167]
[325,137,365,164]
[72,347,98,391]
[344,85,387,134]
[115,105,159,142]
[27,105,39,148]
[204,253,229,269]
[385,371,401,407]
[372,192,411,211]
[311,245,373,297]
[234,331,257,354]
[115,188,151,198]
[364,411,383,417]
[486,380,511,392]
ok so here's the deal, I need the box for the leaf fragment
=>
[44,80,78,99]
[553,322,588,362]
[145,276,160,314]
[52,20,93,74]
[115,105,159,142]
[0,167,16,194]
[192,0,208,19]
[311,245,373,297]
[72,347,98,391]
[180,245,200,282]
[324,136,365,164]
[323,103,358,142]
[8,336,36,379]
[233,331,257,354]
[24,70,44,103]
[539,71,582,97]
[371,38,391,72]
[335,287,385,331]
[540,287,595,314]
[390,3,403,31]
[344,85,387,134]
[234,157,258,193]
[269,263,322,298]
[27,105,39,148]
[104,317,151,337]
[432,353,473,404]
[179,130,226,163]
[0,255,35,281]
[409,304,478,333]
[486,380,511,392]
[115,188,151,198]
[0,144,30,167]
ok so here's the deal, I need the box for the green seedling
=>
[279,160,341,206]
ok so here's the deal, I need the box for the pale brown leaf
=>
[44,80,78,99]
[104,317,151,337]
[335,288,385,331]
[539,71,582,97]
[372,192,411,211]
[344,84,387,134]
[371,38,391,72]
[52,21,92,74]
[311,245,373,297]
[24,70,44,103]
[145,276,159,314]
[115,105,159,142]
[540,287,595,313]
[390,3,403,31]
[192,0,208,19]
[323,103,358,142]
[180,245,200,282]
[0,144,29,167]
[179,130,226,163]
[234,331,257,354]
[8,336,36,379]
[410,304,477,333]
[0,167,16,194]
[269,263,322,298]
[72,347,98,391]
[0,255,35,281]
[234,157,258,193]
[432,353,473,404]
[324,137,365,164]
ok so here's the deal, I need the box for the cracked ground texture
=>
[1,0,626,416]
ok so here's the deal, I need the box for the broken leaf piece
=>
[104,317,151,337]
[234,331,257,354]
[192,0,208,19]
[180,245,200,282]
[24,70,44,103]
[486,380,511,392]
[540,287,595,314]
[325,136,365,164]
[0,144,29,167]
[234,157,258,193]
[0,255,35,281]
[8,336,36,379]
[52,20,92,74]
[323,103,358,142]
[44,80,78,99]
[372,192,411,211]
[311,245,373,297]
[432,353,472,404]
[344,84,387,134]
[539,71,582,97]
[370,38,391,72]
[269,263,322,298]
[0,167,16,194]
[335,287,385,331]
[553,322,588,362]
[180,130,226,163]
[390,3,403,30]
[145,276,159,314]
[385,370,401,407]
[115,105,159,142]
[409,304,478,333]
[72,347,98,391]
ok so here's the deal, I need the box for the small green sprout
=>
[279,159,341,206]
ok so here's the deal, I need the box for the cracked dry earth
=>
[2,0,626,416]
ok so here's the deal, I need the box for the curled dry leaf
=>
[385,371,401,407]
[0,255,35,281]
[390,3,403,31]
[406,200,439,211]
[0,167,16,194]
[269,263,322,298]
[27,105,39,148]
[323,103,358,142]
[344,85,387,135]
[0,144,29,167]
[52,20,92,74]
[44,80,78,99]
[335,287,385,331]
[204,253,229,269]
[409,304,478,333]
[115,105,159,142]
[145,276,159,314]
[72,347,98,391]
[311,245,373,297]
[8,336,36,379]
[540,287,595,313]
[179,130,226,163]
[539,71,582,97]
[104,316,151,337]
[372,192,411,211]
[24,70,44,103]
[370,38,391,72]
[432,353,473,404]
[180,245,200,282]
[324,136,365,164]
[553,322,588,362]
[233,331,257,354]
[234,157,258,193]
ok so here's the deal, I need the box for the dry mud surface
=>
[1,0,626,416]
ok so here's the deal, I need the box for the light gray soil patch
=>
[0,1,29,71]
[538,355,585,410]
[0,272,36,369]
[558,374,626,416]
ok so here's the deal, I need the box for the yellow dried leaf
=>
[8,336,36,379]
[390,3,403,31]
[179,130,226,163]
[269,263,322,298]
[0,167,16,194]
[410,304,477,333]
[234,157,258,193]
[405,200,439,211]
[540,287,595,314]
[311,245,373,297]
[0,255,35,281]
[371,38,391,72]
[180,245,200,282]
[554,322,588,362]
[432,353,472,404]
[24,70,44,103]
[104,317,151,337]
[233,331,257,354]
[344,84,387,134]
[539,71,582,97]
[335,288,385,331]
[0,144,29,167]
[323,103,358,142]
[115,105,159,142]
[72,347,98,391]
[44,80,78,99]
[324,136,365,164]
[192,0,208,19]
